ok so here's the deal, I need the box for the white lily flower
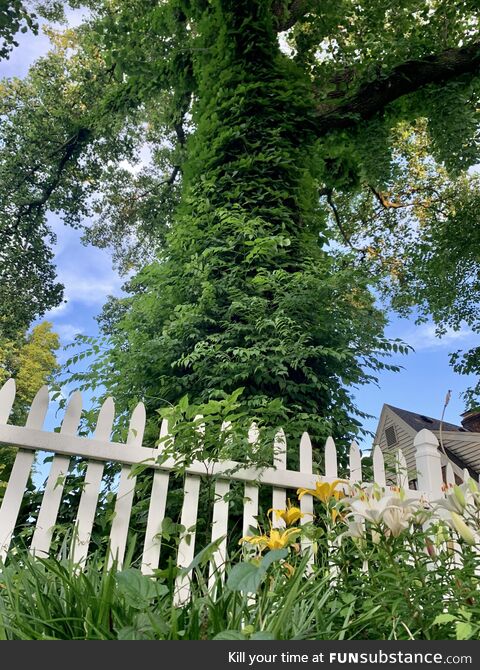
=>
[343,485,420,539]
[382,505,414,537]
[434,479,480,517]
[348,493,390,524]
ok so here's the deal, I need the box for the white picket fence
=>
[0,378,450,604]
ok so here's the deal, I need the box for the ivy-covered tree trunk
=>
[115,0,388,445]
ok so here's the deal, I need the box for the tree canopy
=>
[0,321,59,490]
[1,0,479,445]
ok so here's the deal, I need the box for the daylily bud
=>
[450,512,477,545]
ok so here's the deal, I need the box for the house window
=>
[442,466,464,485]
[385,425,397,447]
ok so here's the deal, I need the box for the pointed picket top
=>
[219,419,233,452]
[25,385,49,429]
[0,382,47,561]
[0,378,16,424]
[463,468,470,484]
[349,441,362,484]
[372,445,386,487]
[94,397,115,440]
[126,402,146,447]
[193,413,205,440]
[272,429,287,526]
[299,432,313,472]
[248,421,259,445]
[395,449,408,490]
[220,420,231,434]
[160,418,169,439]
[61,391,83,434]
[324,436,338,478]
[298,431,314,567]
[445,462,455,487]
[273,428,287,469]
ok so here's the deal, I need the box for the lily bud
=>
[467,476,478,492]
[453,485,466,511]
[450,512,476,545]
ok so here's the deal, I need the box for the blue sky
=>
[1,19,478,451]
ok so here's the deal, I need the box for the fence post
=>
[414,429,443,498]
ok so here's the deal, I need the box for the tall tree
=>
[1,1,479,444]
[0,322,59,491]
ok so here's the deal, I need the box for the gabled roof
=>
[385,404,468,434]
[380,404,480,476]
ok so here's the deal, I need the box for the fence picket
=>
[71,397,115,565]
[208,479,230,591]
[395,448,409,490]
[299,432,314,561]
[141,419,171,575]
[372,445,386,487]
[324,436,338,478]
[175,474,202,605]
[0,378,16,423]
[349,441,362,485]
[207,420,233,590]
[242,423,260,537]
[30,391,83,557]
[271,429,287,528]
[108,402,146,569]
[0,385,49,561]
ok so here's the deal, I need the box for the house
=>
[374,404,480,488]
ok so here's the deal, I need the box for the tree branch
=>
[11,127,91,233]
[322,188,365,254]
[314,41,480,135]
[272,0,311,32]
[368,185,407,209]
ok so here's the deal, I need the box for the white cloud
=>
[119,143,153,175]
[58,272,125,306]
[400,323,476,352]
[45,214,126,312]
[44,301,70,319]
[55,323,84,343]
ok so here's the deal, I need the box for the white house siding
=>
[378,415,417,485]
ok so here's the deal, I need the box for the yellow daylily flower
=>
[297,479,346,504]
[268,500,304,526]
[240,527,300,551]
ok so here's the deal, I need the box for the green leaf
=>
[456,621,473,640]
[213,630,247,640]
[433,613,457,625]
[259,548,289,571]
[251,631,276,640]
[182,536,225,573]
[226,562,264,594]
[227,549,288,593]
[116,569,167,609]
